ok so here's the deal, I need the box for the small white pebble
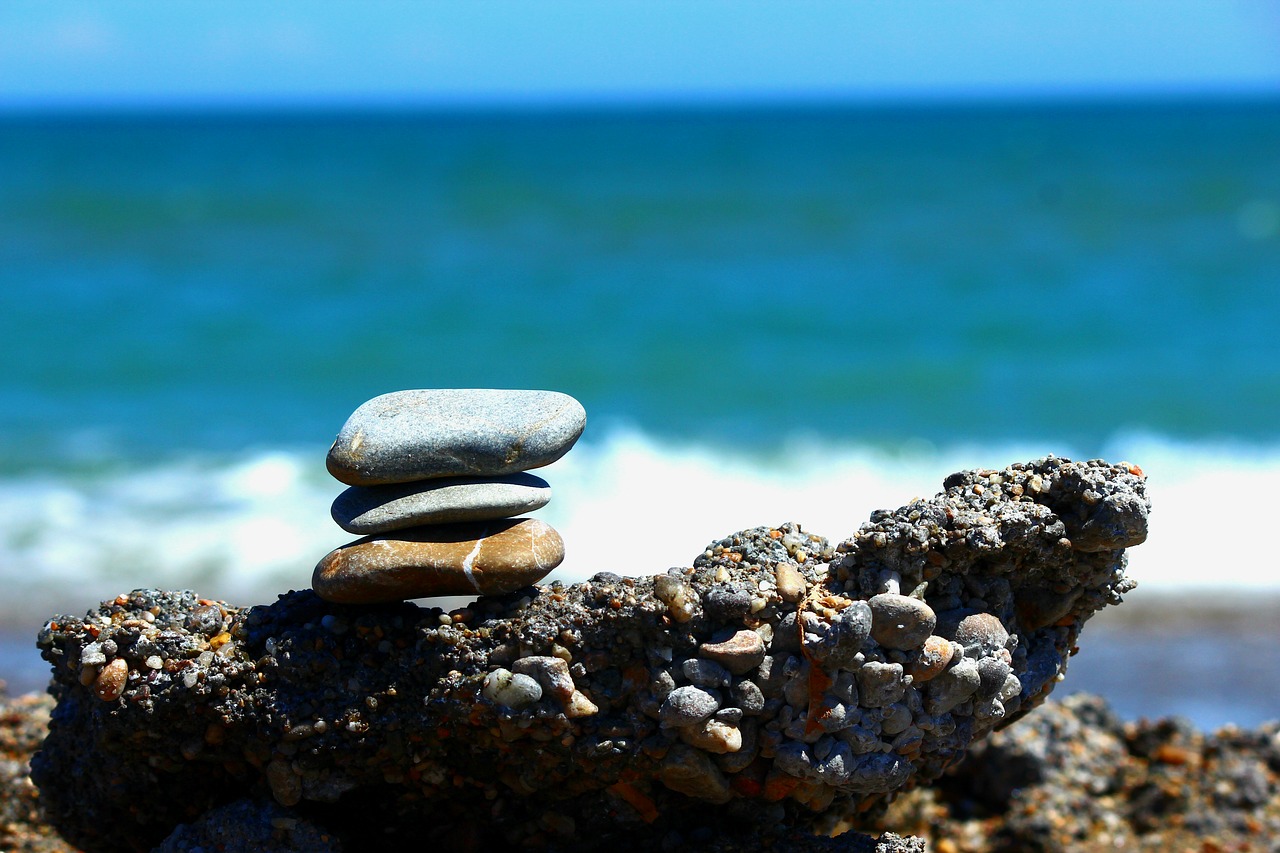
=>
[145,655,163,670]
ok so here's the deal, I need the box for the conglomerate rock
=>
[31,456,1148,852]
[883,693,1280,852]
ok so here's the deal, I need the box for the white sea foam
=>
[0,430,1274,624]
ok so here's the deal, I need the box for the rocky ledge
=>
[31,456,1148,851]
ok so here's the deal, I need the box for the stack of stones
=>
[312,389,586,604]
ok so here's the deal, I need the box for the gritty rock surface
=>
[331,472,552,534]
[14,687,1280,851]
[326,389,586,486]
[154,798,343,852]
[882,692,1280,852]
[312,517,565,602]
[32,457,1148,852]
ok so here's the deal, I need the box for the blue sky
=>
[2,1,1279,107]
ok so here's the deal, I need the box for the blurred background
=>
[1,1,1278,726]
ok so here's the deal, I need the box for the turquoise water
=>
[3,101,1277,464]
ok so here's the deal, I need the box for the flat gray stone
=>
[327,389,586,486]
[331,472,551,534]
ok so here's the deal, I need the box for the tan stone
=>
[679,719,742,754]
[775,563,807,603]
[312,518,564,604]
[698,629,766,675]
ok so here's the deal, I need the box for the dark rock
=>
[30,457,1149,852]
[155,799,343,852]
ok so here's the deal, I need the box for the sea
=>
[1,99,1278,726]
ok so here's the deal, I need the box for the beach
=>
[2,101,1278,849]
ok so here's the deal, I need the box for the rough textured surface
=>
[883,692,1280,852]
[331,472,552,533]
[32,457,1148,852]
[312,517,565,602]
[12,688,1280,852]
[326,389,586,486]
[153,799,343,852]
[1,688,64,853]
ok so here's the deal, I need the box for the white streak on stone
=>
[530,524,546,570]
[460,529,487,593]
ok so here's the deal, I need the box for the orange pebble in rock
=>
[93,658,128,701]
[313,518,564,604]
[905,635,954,683]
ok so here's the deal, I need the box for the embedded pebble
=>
[880,702,913,736]
[682,658,732,689]
[482,668,543,709]
[951,611,1011,656]
[869,593,937,651]
[92,658,128,702]
[653,573,697,623]
[265,758,301,807]
[976,655,1013,697]
[905,635,954,683]
[855,661,907,708]
[703,584,753,620]
[658,744,732,803]
[312,518,564,603]
[185,604,225,635]
[326,389,586,485]
[926,658,982,715]
[512,655,576,703]
[754,654,789,695]
[774,741,814,779]
[731,680,766,714]
[331,472,551,534]
[799,599,871,668]
[771,612,802,654]
[775,562,807,602]
[679,718,743,754]
[659,685,720,728]
[782,657,811,708]
[563,690,599,718]
[79,642,106,667]
[698,629,766,675]
[713,707,743,725]
[649,669,676,700]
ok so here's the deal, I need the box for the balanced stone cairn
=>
[313,389,586,604]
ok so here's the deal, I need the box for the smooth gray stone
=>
[331,472,551,534]
[326,389,586,486]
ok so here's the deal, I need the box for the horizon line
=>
[3,86,1279,118]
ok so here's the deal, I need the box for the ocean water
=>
[2,101,1279,723]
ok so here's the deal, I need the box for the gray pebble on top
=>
[331,472,551,534]
[326,389,586,486]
